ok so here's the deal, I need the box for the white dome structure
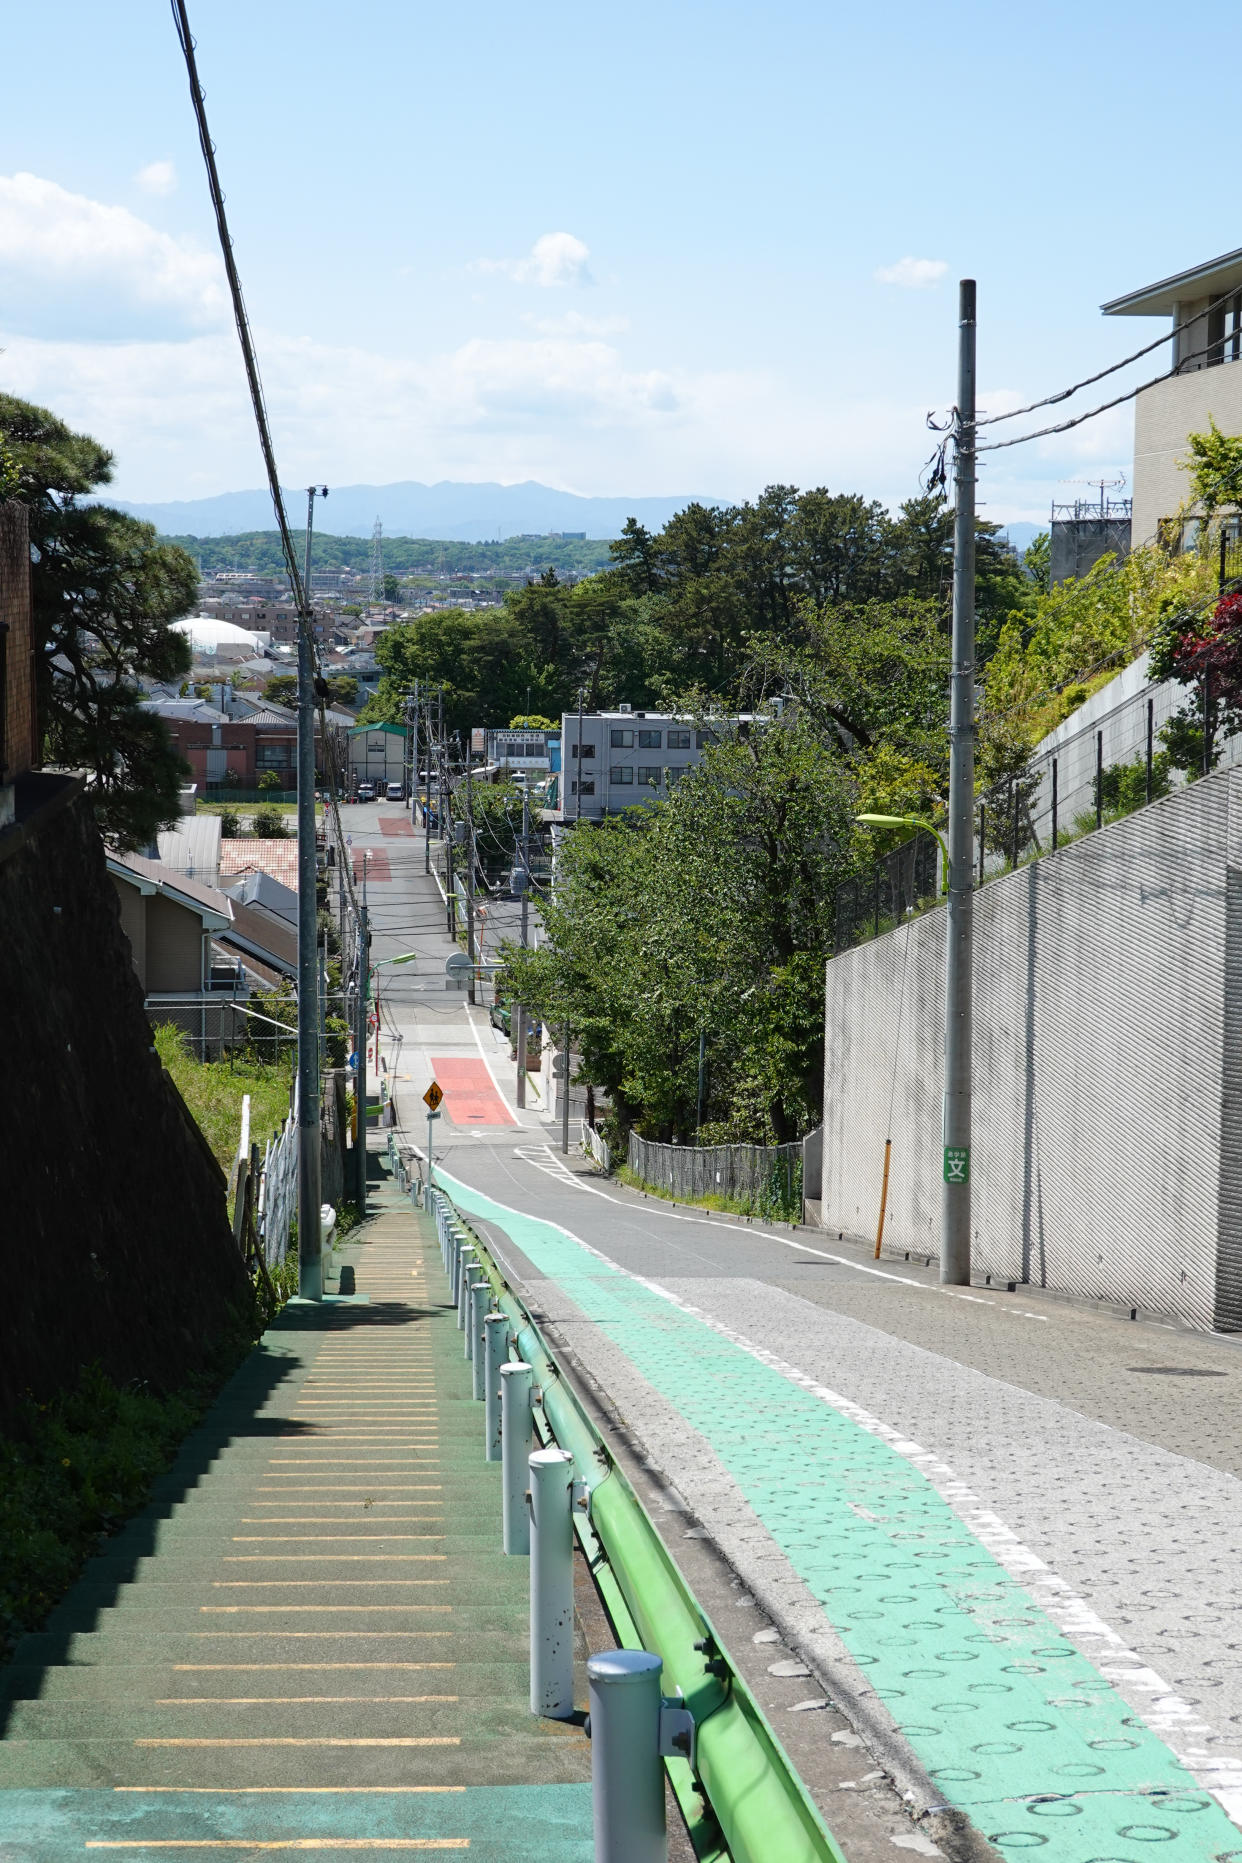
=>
[172,615,272,658]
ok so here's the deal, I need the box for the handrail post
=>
[469,1281,489,1396]
[529,1446,575,1717]
[501,1362,534,1553]
[456,1245,476,1332]
[483,1312,507,1460]
[587,1650,667,1863]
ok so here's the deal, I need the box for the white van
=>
[386,782,405,802]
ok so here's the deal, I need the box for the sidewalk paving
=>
[0,1176,594,1860]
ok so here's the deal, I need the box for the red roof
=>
[219,839,300,890]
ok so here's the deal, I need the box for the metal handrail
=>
[430,1184,846,1863]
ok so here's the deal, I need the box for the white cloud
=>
[0,171,225,340]
[134,160,177,197]
[874,256,947,290]
[476,231,593,288]
[524,310,629,338]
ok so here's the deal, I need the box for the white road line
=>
[513,1143,1047,1317]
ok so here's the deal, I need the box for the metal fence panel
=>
[628,1133,802,1214]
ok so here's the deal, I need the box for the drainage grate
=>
[1127,1366,1227,1376]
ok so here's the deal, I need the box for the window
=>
[257,744,293,769]
[610,728,634,748]
[1208,292,1242,368]
[638,766,661,788]
[573,741,596,759]
[638,728,662,749]
[667,729,691,750]
[696,729,714,749]
[610,766,634,785]
[572,779,595,797]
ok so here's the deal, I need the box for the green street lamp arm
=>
[854,812,951,885]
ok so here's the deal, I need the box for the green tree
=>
[1181,419,1242,518]
[262,675,298,707]
[1023,531,1051,594]
[1,394,198,847]
[501,715,859,1143]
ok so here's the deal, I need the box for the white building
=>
[559,706,753,820]
[1104,247,1242,546]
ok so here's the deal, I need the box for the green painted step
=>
[11,1628,534,1667]
[0,1661,534,1704]
[0,1732,591,1790]
[31,1601,529,1636]
[3,1698,558,1741]
[0,1783,595,1863]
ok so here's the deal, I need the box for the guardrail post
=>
[469,1281,489,1395]
[587,1650,666,1863]
[483,1312,507,1460]
[529,1446,575,1717]
[448,1224,462,1297]
[457,1246,476,1335]
[501,1362,533,1553]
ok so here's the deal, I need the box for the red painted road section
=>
[352,850,392,882]
[379,816,415,837]
[430,1056,516,1127]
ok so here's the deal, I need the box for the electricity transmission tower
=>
[369,516,384,603]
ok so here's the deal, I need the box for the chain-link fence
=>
[834,831,942,953]
[628,1132,803,1219]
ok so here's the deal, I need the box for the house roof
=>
[224,899,297,974]
[349,721,405,738]
[1102,247,1242,317]
[219,867,298,927]
[219,839,301,890]
[156,814,222,884]
[108,850,233,931]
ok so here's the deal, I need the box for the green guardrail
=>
[431,1184,847,1863]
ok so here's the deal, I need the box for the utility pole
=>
[297,486,328,1301]
[515,786,530,1109]
[941,280,976,1288]
[574,689,584,822]
[354,904,369,1212]
[465,752,476,1006]
[423,684,432,875]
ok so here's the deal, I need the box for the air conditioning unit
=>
[618,702,632,714]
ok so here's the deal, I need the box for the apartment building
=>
[559,707,753,819]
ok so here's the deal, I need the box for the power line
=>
[975,299,1220,430]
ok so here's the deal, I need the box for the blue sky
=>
[0,0,1235,523]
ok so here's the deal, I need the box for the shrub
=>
[257,770,282,793]
[251,805,288,838]
[218,808,240,839]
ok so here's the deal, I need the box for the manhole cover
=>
[1127,1366,1226,1376]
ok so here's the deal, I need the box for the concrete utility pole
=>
[574,689,584,822]
[941,280,977,1287]
[465,754,476,1006]
[515,784,530,1110]
[297,485,328,1301]
[354,903,369,1213]
[422,685,432,875]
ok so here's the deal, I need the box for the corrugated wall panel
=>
[822,765,1241,1331]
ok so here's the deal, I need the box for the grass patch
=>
[0,1339,256,1663]
[615,1161,802,1223]
[154,1025,292,1183]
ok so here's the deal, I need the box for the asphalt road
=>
[343,801,1242,1863]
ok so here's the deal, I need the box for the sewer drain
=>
[1127,1366,1226,1376]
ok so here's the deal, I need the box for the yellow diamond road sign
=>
[423,1081,444,1112]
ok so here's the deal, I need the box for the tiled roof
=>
[218,839,300,890]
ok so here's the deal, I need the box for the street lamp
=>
[855,813,950,889]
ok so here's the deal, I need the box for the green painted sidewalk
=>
[440,1169,1242,1863]
[0,1182,593,1860]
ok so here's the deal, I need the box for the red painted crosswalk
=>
[429,1057,515,1127]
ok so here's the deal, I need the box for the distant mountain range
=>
[113,480,720,542]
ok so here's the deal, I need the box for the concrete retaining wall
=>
[822,763,1242,1330]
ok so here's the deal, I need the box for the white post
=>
[501,1362,534,1553]
[587,1650,667,1863]
[529,1446,575,1718]
[457,1246,476,1335]
[483,1313,507,1461]
[469,1281,489,1396]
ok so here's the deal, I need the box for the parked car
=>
[489,1001,511,1037]
[386,782,405,802]
[355,782,376,802]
